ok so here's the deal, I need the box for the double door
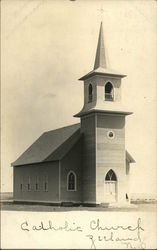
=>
[105,180,117,202]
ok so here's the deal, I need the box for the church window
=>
[67,171,76,191]
[35,176,39,191]
[44,182,48,191]
[27,176,31,191]
[88,84,93,102]
[105,169,117,181]
[126,193,129,201]
[43,175,48,192]
[105,82,114,101]
[107,130,115,139]
[20,183,23,191]
[36,183,39,190]
[20,177,23,191]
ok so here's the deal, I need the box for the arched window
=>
[105,82,114,101]
[67,171,76,191]
[88,84,93,103]
[105,169,117,181]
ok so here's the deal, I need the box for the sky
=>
[1,0,157,195]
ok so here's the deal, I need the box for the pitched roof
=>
[74,108,132,118]
[79,67,126,81]
[12,122,135,167]
[12,123,80,166]
[126,150,135,163]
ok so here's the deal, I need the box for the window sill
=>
[104,99,114,102]
[67,190,77,192]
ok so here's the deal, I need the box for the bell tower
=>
[74,22,133,205]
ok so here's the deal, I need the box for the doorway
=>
[105,169,117,203]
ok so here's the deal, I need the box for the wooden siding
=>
[60,138,83,202]
[13,161,59,202]
[81,114,96,203]
[96,113,127,203]
[96,75,122,103]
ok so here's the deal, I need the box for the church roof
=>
[79,22,126,81]
[74,108,132,118]
[79,67,126,81]
[126,150,135,163]
[12,122,134,166]
[12,123,81,166]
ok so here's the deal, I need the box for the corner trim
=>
[59,161,61,201]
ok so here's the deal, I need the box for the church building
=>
[12,23,135,206]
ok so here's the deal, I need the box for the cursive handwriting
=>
[20,217,145,249]
[90,218,144,233]
[21,220,83,232]
[86,218,145,249]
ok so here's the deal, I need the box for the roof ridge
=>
[44,123,80,134]
[12,123,81,166]
[44,128,82,161]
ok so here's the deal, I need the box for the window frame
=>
[67,171,77,191]
[107,130,115,140]
[43,175,48,192]
[35,176,39,191]
[27,176,31,191]
[105,169,117,181]
[20,183,23,191]
[20,177,23,191]
[88,83,93,103]
[104,82,114,101]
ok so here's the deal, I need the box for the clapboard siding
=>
[60,138,83,202]
[97,143,124,150]
[97,114,125,128]
[13,162,59,202]
[81,114,96,202]
[96,113,126,203]
[97,162,125,168]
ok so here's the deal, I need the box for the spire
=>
[94,22,107,70]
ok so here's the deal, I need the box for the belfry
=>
[74,22,135,204]
[12,23,135,206]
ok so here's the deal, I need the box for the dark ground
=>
[1,192,157,212]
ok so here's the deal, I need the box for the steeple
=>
[74,22,132,118]
[79,23,126,81]
[94,22,107,69]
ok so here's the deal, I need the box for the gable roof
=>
[12,122,135,167]
[12,123,80,166]
[126,150,135,163]
[45,128,82,162]
[79,67,126,81]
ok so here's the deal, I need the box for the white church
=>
[12,22,135,206]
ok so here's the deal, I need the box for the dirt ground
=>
[1,193,157,249]
[1,192,156,212]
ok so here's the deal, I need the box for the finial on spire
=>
[94,22,107,70]
[97,6,104,21]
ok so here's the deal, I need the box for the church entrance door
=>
[105,170,117,203]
